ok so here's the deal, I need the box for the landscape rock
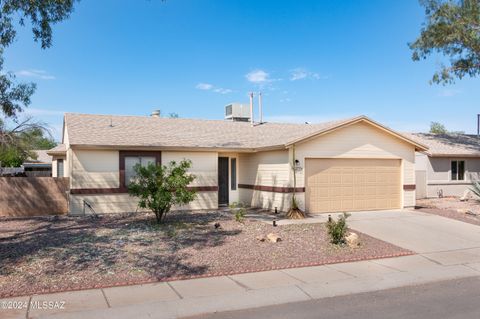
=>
[457,208,470,214]
[345,232,360,248]
[267,233,281,243]
[460,190,472,202]
[256,235,266,242]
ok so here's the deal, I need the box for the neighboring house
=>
[47,144,67,178]
[47,110,427,215]
[23,150,53,177]
[406,133,480,198]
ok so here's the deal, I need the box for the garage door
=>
[305,158,401,213]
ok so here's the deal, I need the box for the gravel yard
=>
[0,210,411,298]
[416,197,480,226]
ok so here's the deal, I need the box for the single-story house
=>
[47,112,427,215]
[23,150,53,177]
[405,133,480,198]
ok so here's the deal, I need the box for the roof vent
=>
[151,110,161,118]
[225,103,250,122]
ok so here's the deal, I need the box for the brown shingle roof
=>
[404,133,480,156]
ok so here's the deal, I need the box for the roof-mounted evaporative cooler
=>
[225,103,251,122]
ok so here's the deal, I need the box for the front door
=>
[218,157,229,206]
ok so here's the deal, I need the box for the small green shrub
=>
[326,213,350,245]
[230,202,246,223]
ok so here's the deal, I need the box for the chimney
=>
[249,92,254,126]
[258,92,263,124]
[151,110,161,118]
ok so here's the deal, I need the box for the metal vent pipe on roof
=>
[258,92,263,124]
[249,92,254,126]
[477,114,479,138]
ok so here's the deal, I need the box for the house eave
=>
[69,144,287,153]
[428,153,480,158]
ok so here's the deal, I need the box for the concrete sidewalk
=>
[2,254,480,319]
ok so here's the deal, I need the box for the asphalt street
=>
[188,276,480,319]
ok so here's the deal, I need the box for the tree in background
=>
[429,121,465,134]
[127,160,197,223]
[0,0,77,119]
[410,0,480,84]
[429,121,448,134]
[0,117,56,167]
[0,1,75,165]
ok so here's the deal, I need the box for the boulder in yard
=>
[267,233,281,243]
[460,190,472,202]
[456,208,472,214]
[345,232,360,248]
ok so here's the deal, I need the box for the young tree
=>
[429,121,448,134]
[127,160,197,223]
[286,145,306,219]
[410,0,480,84]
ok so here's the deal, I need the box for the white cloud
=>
[25,108,65,116]
[213,88,232,94]
[438,89,462,97]
[16,69,55,80]
[195,82,232,94]
[195,83,214,90]
[245,69,270,83]
[290,68,322,81]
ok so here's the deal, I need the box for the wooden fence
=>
[0,177,69,217]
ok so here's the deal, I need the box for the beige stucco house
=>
[406,133,480,198]
[47,113,427,215]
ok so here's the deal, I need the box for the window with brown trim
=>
[119,151,161,188]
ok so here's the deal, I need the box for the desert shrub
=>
[229,202,246,223]
[326,213,350,245]
[127,160,196,223]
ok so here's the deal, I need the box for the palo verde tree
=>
[127,160,197,223]
[410,0,480,84]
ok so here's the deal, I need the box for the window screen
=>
[458,160,465,180]
[125,156,156,186]
[231,158,237,190]
[57,159,64,177]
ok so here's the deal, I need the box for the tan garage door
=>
[305,158,401,213]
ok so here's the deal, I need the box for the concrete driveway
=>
[348,209,480,266]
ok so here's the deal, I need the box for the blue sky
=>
[6,0,480,140]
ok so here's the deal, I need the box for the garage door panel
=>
[306,158,401,213]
